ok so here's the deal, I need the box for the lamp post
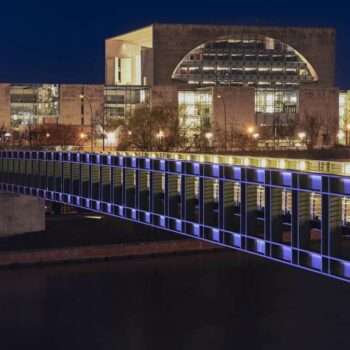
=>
[217,95,227,152]
[4,132,11,150]
[298,131,306,149]
[80,94,94,151]
[46,132,50,148]
[79,132,87,150]
[205,132,213,150]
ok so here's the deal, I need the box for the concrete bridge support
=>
[0,192,45,237]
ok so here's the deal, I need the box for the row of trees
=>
[0,106,340,152]
[0,124,86,150]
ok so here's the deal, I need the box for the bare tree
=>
[118,104,192,152]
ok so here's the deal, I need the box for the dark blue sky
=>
[1,0,349,87]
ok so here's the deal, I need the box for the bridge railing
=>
[1,150,350,283]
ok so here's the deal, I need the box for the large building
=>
[0,24,340,147]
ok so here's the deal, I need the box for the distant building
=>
[0,24,340,147]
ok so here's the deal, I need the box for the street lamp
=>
[217,95,227,152]
[247,126,254,135]
[80,94,94,151]
[298,131,306,149]
[157,130,164,149]
[205,131,213,148]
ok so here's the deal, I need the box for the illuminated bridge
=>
[2,150,350,282]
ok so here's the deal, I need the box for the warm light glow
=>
[127,130,132,136]
[205,132,213,140]
[252,133,259,140]
[346,124,350,131]
[345,164,350,175]
[107,132,116,144]
[4,132,11,137]
[260,159,267,167]
[46,133,50,138]
[247,127,254,134]
[79,132,87,139]
[298,131,306,140]
[279,160,286,169]
[299,161,306,171]
[79,94,84,99]
[157,130,165,139]
[217,95,222,99]
[338,131,345,139]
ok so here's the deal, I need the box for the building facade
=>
[0,24,340,148]
[105,24,338,147]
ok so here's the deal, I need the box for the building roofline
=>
[105,24,153,41]
[106,23,335,41]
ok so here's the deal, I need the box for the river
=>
[0,250,349,349]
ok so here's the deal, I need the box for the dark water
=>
[0,251,350,350]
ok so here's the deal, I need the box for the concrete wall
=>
[212,86,255,132]
[151,85,179,107]
[152,24,335,87]
[0,193,45,237]
[0,84,11,128]
[299,86,339,144]
[59,84,104,126]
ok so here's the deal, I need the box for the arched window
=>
[172,34,318,87]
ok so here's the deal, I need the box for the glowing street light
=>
[298,131,306,140]
[247,126,254,134]
[205,132,213,140]
[79,132,87,139]
[157,130,165,139]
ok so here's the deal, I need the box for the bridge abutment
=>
[0,192,45,237]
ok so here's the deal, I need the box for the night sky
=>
[1,0,349,88]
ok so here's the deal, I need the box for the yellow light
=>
[79,132,86,139]
[299,161,306,171]
[338,131,345,139]
[260,159,267,167]
[157,130,165,138]
[205,132,213,140]
[347,124,350,131]
[279,160,286,169]
[127,130,132,136]
[244,158,250,166]
[345,164,350,175]
[298,132,306,140]
[247,127,254,134]
[252,133,259,140]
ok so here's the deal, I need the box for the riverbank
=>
[0,213,221,267]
